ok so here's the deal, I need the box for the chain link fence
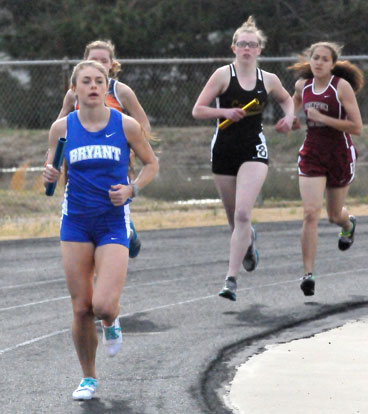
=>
[2,56,368,128]
[1,56,368,229]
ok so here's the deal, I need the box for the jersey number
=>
[256,144,268,159]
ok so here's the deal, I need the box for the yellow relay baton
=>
[218,98,259,130]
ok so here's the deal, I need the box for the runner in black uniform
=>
[193,16,294,301]
[212,64,268,176]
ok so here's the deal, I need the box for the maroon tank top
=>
[302,75,350,144]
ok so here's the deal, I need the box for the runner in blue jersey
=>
[193,16,294,302]
[58,40,150,259]
[43,60,158,400]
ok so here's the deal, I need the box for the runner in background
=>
[290,42,363,296]
[192,16,294,301]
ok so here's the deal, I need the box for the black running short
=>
[211,132,269,176]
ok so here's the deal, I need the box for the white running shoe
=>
[72,377,98,400]
[101,318,123,357]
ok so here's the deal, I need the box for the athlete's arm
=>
[292,79,305,114]
[42,118,67,187]
[192,66,246,122]
[307,79,362,135]
[264,72,294,133]
[290,79,306,130]
[116,82,151,134]
[108,116,159,206]
[57,89,76,119]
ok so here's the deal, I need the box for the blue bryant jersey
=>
[62,108,130,216]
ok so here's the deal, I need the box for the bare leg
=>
[214,174,236,230]
[93,243,129,326]
[299,176,326,274]
[228,162,267,276]
[61,241,97,379]
[325,185,352,230]
[215,162,268,277]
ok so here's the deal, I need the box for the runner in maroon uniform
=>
[290,42,364,296]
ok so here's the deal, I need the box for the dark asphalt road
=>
[1,218,368,414]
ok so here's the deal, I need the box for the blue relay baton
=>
[45,137,67,196]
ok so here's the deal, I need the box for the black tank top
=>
[217,64,268,138]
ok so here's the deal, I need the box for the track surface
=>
[1,219,368,414]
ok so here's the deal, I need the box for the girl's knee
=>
[303,205,321,223]
[234,208,251,224]
[72,301,94,320]
[92,299,117,321]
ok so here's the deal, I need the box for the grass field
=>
[1,125,368,239]
[2,197,368,240]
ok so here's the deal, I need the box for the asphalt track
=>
[1,218,368,414]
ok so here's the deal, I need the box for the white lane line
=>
[0,278,65,290]
[2,263,368,313]
[2,250,367,291]
[0,295,215,355]
[0,261,206,289]
[2,266,368,355]
[0,295,70,312]
[0,329,70,355]
[237,267,368,292]
[0,273,186,291]
[0,277,186,312]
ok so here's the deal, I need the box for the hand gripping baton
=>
[218,98,259,130]
[45,137,67,196]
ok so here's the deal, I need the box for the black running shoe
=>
[300,273,315,296]
[243,226,259,272]
[129,221,142,259]
[338,215,356,251]
[129,234,141,258]
[219,277,237,301]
